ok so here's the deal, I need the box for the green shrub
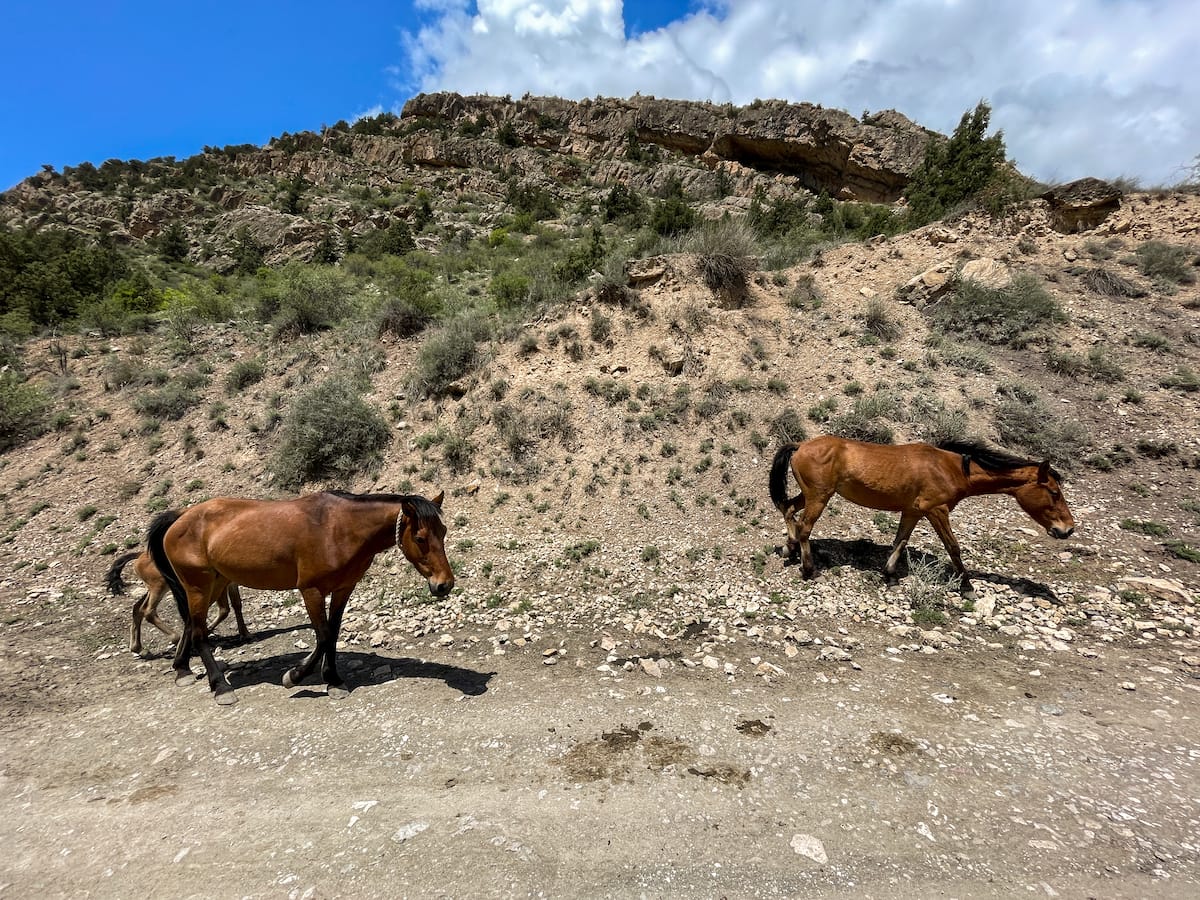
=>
[1130,331,1170,353]
[442,430,475,473]
[409,313,492,398]
[650,179,696,236]
[133,380,198,421]
[787,274,823,309]
[769,407,807,443]
[272,378,391,488]
[0,370,50,452]
[827,393,900,444]
[993,382,1090,465]
[907,396,968,445]
[690,219,756,307]
[489,269,531,310]
[930,274,1066,346]
[1164,541,1200,563]
[257,265,353,337]
[1132,241,1196,287]
[224,357,265,394]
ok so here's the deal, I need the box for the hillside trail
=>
[2,604,1198,899]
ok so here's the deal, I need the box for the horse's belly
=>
[837,482,906,511]
[218,565,299,592]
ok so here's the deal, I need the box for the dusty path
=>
[2,614,1199,899]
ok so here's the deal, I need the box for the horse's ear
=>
[1037,460,1051,483]
[400,499,417,523]
[431,490,444,508]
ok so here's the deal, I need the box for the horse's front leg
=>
[321,587,356,699]
[926,507,974,598]
[283,588,329,690]
[884,511,922,582]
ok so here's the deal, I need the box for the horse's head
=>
[1013,461,1075,539]
[396,491,455,597]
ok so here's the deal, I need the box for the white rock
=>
[790,833,828,863]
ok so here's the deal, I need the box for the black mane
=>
[325,490,443,522]
[936,439,1063,481]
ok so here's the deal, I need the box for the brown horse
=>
[106,550,249,655]
[148,490,453,705]
[769,436,1075,595]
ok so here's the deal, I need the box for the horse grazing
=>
[148,490,453,705]
[769,436,1075,595]
[106,549,249,655]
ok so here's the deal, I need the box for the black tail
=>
[147,511,187,624]
[769,443,799,513]
[105,550,140,596]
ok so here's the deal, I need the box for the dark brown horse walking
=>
[769,436,1075,595]
[148,490,454,705]
[106,549,249,655]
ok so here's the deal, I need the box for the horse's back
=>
[794,436,959,510]
[166,496,313,589]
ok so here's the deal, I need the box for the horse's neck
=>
[964,466,1034,497]
[355,502,403,553]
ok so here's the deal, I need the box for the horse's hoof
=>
[174,670,195,686]
[282,668,301,689]
[214,689,238,706]
[327,684,349,700]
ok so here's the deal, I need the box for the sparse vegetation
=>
[1132,240,1196,288]
[993,382,1090,465]
[930,274,1066,346]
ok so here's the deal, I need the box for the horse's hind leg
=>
[884,511,922,582]
[207,590,231,636]
[796,491,833,579]
[174,576,237,704]
[283,588,329,690]
[130,596,147,655]
[926,507,974,597]
[141,588,181,646]
[781,493,805,559]
[228,585,250,640]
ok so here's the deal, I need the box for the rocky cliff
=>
[0,92,936,271]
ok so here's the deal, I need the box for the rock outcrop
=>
[1,92,939,265]
[1038,177,1123,233]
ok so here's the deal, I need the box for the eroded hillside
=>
[2,190,1197,672]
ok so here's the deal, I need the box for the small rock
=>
[790,833,828,864]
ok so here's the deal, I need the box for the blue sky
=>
[2,1,1197,192]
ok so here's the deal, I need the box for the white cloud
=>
[400,0,1200,185]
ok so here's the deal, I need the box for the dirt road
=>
[3,608,1199,900]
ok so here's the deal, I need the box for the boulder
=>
[1039,177,1123,233]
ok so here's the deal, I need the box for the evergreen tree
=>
[158,221,188,261]
[905,101,1008,225]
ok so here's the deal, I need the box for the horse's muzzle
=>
[429,580,455,598]
[1049,525,1074,539]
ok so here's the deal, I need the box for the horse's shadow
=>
[226,649,495,698]
[780,537,1061,602]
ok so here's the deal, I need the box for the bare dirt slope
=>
[2,192,1199,897]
